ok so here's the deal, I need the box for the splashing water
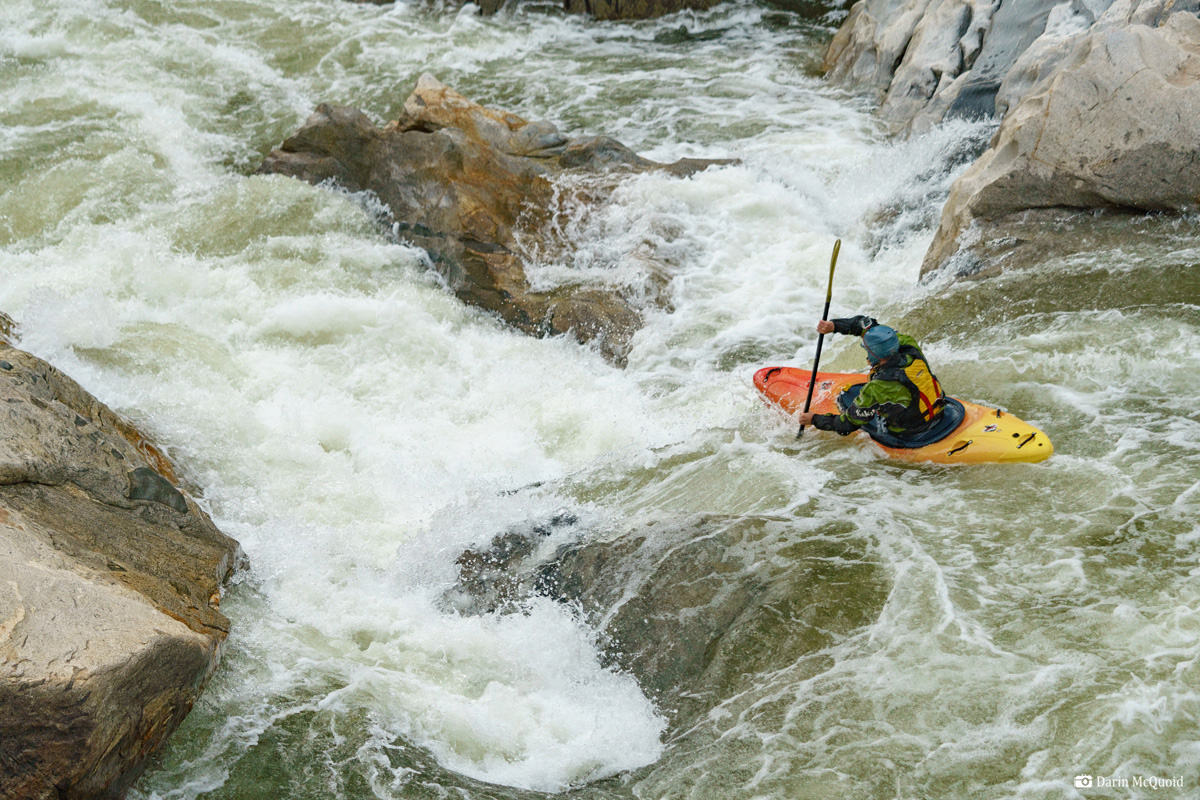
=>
[3,0,1199,798]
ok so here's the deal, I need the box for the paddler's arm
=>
[798,381,908,436]
[799,411,862,436]
[817,316,879,337]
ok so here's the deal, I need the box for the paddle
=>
[797,238,841,439]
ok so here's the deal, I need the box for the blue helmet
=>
[861,324,899,365]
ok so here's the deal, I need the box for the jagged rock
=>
[879,0,998,131]
[823,1,1200,275]
[825,0,1200,133]
[922,10,1200,276]
[0,340,242,800]
[944,0,1063,122]
[990,1,1113,120]
[258,74,732,365]
[823,0,922,95]
[825,0,1038,133]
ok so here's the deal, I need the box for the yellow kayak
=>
[753,367,1053,464]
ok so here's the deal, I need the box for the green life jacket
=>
[870,345,945,431]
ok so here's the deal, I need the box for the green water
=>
[1,0,1198,798]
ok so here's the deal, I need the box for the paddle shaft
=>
[798,239,841,438]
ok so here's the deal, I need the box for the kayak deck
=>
[753,367,1053,464]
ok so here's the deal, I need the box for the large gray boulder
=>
[0,338,242,799]
[259,75,731,366]
[995,0,1200,116]
[823,0,1198,133]
[824,0,1010,133]
[922,9,1200,275]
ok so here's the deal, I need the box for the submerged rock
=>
[258,74,732,366]
[0,340,242,799]
[449,513,887,731]
[923,9,1200,276]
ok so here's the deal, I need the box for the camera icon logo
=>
[1074,775,1094,788]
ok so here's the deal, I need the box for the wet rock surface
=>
[258,74,733,366]
[449,512,887,731]
[560,0,724,20]
[0,340,243,800]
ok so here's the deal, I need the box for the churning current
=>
[2,0,1199,798]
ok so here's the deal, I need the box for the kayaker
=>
[796,316,946,440]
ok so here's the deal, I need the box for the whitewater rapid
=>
[3,0,1199,798]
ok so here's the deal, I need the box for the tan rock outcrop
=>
[259,74,732,365]
[0,340,242,799]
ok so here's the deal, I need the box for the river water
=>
[3,0,1199,798]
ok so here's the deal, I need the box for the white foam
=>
[7,0,1200,796]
